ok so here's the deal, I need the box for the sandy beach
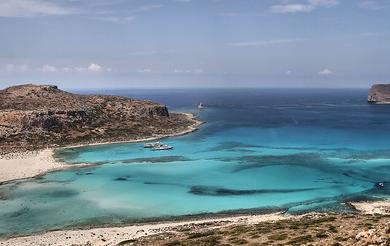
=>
[350,201,390,215]
[0,205,389,246]
[0,111,389,246]
[0,113,202,184]
[0,149,65,184]
[0,213,291,246]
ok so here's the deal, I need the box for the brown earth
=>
[368,84,390,104]
[0,84,199,154]
[124,213,390,246]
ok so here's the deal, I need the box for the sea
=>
[0,88,389,237]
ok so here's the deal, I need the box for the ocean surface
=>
[1,88,389,237]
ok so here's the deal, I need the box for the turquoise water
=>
[0,89,389,237]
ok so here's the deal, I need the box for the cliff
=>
[368,84,390,104]
[0,84,198,153]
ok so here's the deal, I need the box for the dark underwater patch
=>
[76,172,94,176]
[206,141,262,152]
[348,149,390,160]
[143,181,186,188]
[40,189,79,198]
[53,148,81,162]
[8,207,31,218]
[214,153,331,173]
[114,177,128,181]
[189,185,319,196]
[121,155,192,164]
[0,191,7,200]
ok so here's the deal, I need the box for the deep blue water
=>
[0,88,389,237]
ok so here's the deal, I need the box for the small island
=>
[368,84,390,104]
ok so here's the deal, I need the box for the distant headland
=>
[0,84,201,154]
[368,84,390,104]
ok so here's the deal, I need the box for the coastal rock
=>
[0,84,197,153]
[368,84,390,104]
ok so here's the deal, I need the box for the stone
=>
[368,84,390,104]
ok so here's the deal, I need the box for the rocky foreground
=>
[0,84,199,154]
[368,84,390,104]
[1,211,389,246]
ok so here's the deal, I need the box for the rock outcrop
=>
[368,84,390,104]
[0,84,198,153]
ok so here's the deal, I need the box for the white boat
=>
[144,142,162,148]
[152,144,173,151]
[197,102,205,109]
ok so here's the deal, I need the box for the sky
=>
[0,0,390,89]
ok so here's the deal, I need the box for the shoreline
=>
[1,204,389,245]
[0,212,289,245]
[0,113,202,184]
[60,112,203,149]
[1,111,389,245]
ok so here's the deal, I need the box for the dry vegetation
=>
[118,214,389,246]
[0,84,198,154]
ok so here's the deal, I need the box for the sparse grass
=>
[268,233,288,241]
[128,214,388,246]
[316,231,329,238]
[229,238,249,245]
[163,240,182,246]
[287,235,314,245]
[328,225,338,233]
[187,230,216,239]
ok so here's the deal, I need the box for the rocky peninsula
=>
[0,84,201,182]
[0,84,200,155]
[368,84,390,104]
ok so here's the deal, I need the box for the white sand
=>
[350,200,390,215]
[0,113,202,184]
[0,149,65,183]
[0,213,288,246]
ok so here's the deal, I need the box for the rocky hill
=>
[368,84,390,104]
[0,84,199,154]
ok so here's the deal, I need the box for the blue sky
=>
[0,0,389,88]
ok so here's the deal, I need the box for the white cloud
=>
[0,0,75,18]
[271,4,314,13]
[19,64,29,72]
[2,63,111,73]
[286,70,293,75]
[87,63,102,72]
[217,12,265,17]
[318,68,335,75]
[230,38,305,47]
[3,64,29,72]
[40,64,58,72]
[174,68,203,74]
[358,0,390,10]
[63,64,109,73]
[137,68,152,73]
[74,67,86,72]
[94,16,136,24]
[135,4,163,12]
[270,0,338,14]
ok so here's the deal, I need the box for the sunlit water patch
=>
[0,89,389,237]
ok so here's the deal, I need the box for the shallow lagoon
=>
[0,89,389,237]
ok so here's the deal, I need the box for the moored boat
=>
[152,144,174,151]
[144,142,162,148]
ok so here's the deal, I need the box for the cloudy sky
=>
[0,0,389,88]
